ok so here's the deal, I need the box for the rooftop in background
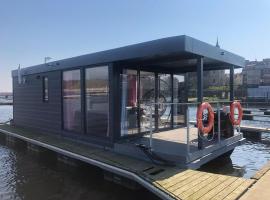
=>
[245,58,270,68]
[12,35,245,77]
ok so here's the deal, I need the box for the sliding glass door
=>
[120,69,187,136]
[85,66,109,137]
[173,74,186,127]
[62,70,82,132]
[158,74,172,129]
[120,69,139,136]
[139,71,155,132]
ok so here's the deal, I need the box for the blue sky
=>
[1,0,270,92]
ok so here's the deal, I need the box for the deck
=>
[0,124,255,200]
[239,161,270,200]
[115,126,244,169]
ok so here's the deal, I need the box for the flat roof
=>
[12,35,245,77]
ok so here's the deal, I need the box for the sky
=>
[1,0,270,92]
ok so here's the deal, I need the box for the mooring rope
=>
[136,144,176,167]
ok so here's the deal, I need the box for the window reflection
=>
[158,74,172,129]
[139,71,155,132]
[63,70,81,132]
[121,69,139,136]
[43,77,49,102]
[173,74,186,127]
[85,66,109,137]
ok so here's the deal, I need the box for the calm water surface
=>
[0,105,270,199]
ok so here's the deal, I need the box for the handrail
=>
[146,101,236,152]
[146,101,233,106]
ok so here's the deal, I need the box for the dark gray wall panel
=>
[13,71,62,135]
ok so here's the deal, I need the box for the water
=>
[200,133,270,178]
[0,106,270,199]
[0,106,158,200]
[0,105,12,123]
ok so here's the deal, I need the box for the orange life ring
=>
[196,102,215,134]
[230,101,243,126]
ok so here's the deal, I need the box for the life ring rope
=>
[229,101,243,126]
[196,102,215,134]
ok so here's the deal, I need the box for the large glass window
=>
[173,74,186,127]
[85,66,109,137]
[140,71,155,132]
[158,74,172,129]
[120,70,187,135]
[120,69,139,136]
[63,70,82,132]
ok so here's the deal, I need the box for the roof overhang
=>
[12,35,245,77]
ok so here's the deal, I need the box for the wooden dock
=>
[149,169,254,200]
[239,161,270,200]
[0,125,256,200]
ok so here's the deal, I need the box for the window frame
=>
[60,65,111,140]
[42,76,49,102]
[62,69,82,133]
[85,65,110,138]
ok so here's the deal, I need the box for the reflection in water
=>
[0,144,19,200]
[200,156,246,177]
[200,133,270,178]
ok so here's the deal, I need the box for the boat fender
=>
[196,102,214,134]
[229,101,243,126]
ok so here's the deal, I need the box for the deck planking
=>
[251,161,270,180]
[146,169,254,200]
[240,165,270,200]
[0,124,255,200]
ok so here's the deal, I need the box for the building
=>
[248,86,270,100]
[11,35,245,168]
[243,59,270,87]
[242,59,270,100]
[234,73,243,86]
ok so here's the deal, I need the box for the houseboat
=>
[11,35,245,168]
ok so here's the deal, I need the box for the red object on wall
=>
[128,75,137,107]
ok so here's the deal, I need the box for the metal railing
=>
[146,101,242,156]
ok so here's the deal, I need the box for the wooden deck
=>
[239,161,270,200]
[142,127,199,154]
[148,169,254,200]
[0,124,255,200]
[144,128,198,144]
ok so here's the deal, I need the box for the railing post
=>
[217,103,221,144]
[149,104,153,151]
[238,124,241,134]
[186,107,190,155]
